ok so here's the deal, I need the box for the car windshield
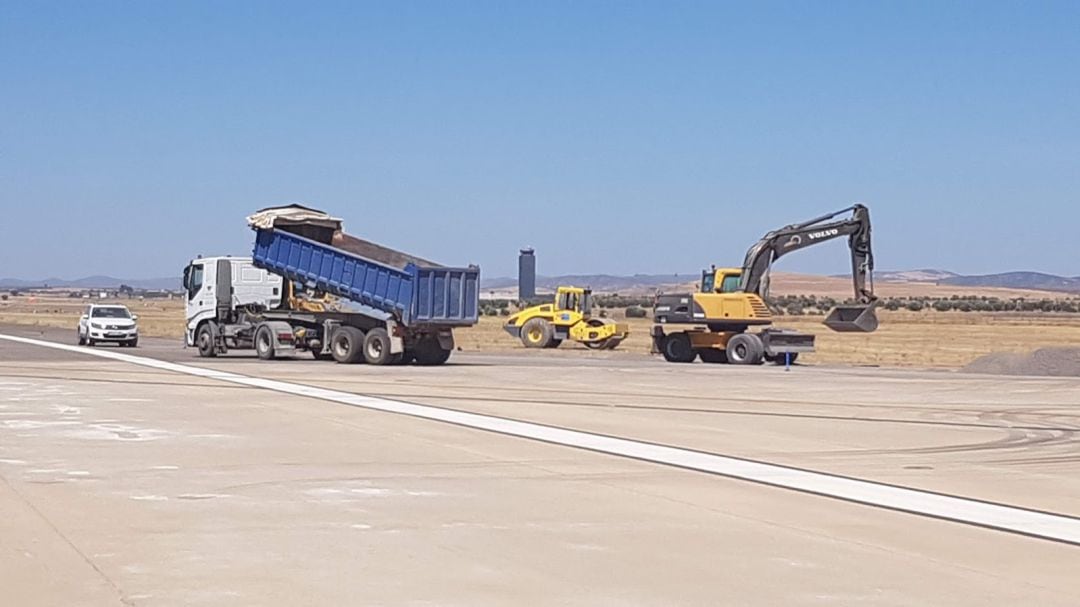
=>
[92,307,131,319]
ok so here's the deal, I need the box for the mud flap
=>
[823,301,880,333]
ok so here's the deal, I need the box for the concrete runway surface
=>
[1,324,1078,605]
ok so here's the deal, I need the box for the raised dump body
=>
[252,228,479,327]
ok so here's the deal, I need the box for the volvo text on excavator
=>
[651,204,878,364]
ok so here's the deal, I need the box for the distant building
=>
[518,248,536,301]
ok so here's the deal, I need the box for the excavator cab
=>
[702,267,744,294]
[556,286,592,317]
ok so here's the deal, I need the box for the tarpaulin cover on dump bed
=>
[247,204,440,269]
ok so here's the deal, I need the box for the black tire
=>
[413,337,453,365]
[766,352,799,365]
[78,332,86,346]
[698,348,729,364]
[87,338,95,347]
[196,323,217,358]
[126,338,138,348]
[255,324,276,360]
[661,333,697,363]
[330,326,365,364]
[311,350,334,361]
[545,338,563,349]
[363,327,393,365]
[726,333,765,365]
[519,318,553,348]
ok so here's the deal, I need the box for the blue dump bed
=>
[252,228,479,327]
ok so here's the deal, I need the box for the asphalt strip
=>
[3,332,1079,546]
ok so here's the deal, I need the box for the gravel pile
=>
[963,347,1080,377]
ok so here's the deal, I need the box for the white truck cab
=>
[78,304,139,347]
[182,256,282,347]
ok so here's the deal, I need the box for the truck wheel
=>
[413,337,452,365]
[331,326,365,364]
[726,333,764,365]
[661,333,696,363]
[255,324,276,360]
[196,323,217,358]
[520,318,553,348]
[363,328,393,365]
[698,348,728,364]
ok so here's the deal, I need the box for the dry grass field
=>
[5,293,1078,369]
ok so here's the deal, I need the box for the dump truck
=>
[182,206,480,366]
[503,286,628,350]
[651,204,878,364]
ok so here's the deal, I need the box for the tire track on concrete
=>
[4,332,1080,547]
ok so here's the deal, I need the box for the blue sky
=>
[2,1,1078,280]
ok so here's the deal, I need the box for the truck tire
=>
[363,327,394,365]
[698,348,728,364]
[330,326,365,364]
[661,333,696,363]
[77,331,86,346]
[255,324,276,360]
[413,337,452,365]
[726,333,764,365]
[196,323,217,358]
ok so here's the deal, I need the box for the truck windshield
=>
[188,264,204,300]
[92,307,131,319]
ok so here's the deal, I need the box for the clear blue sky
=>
[2,1,1078,280]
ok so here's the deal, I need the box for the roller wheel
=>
[520,318,553,348]
[661,333,697,363]
[331,326,366,364]
[726,333,764,365]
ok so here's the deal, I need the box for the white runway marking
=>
[4,332,1080,545]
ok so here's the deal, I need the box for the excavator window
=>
[701,272,715,293]
[720,275,742,293]
[558,292,577,311]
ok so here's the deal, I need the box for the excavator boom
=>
[740,204,878,333]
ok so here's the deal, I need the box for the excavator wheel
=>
[520,318,554,348]
[661,333,697,363]
[726,333,765,365]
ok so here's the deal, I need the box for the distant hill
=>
[873,269,960,282]
[0,276,179,290]
[938,272,1080,293]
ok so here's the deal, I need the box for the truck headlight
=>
[91,323,104,329]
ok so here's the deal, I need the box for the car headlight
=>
[91,322,104,329]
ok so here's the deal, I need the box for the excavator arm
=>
[740,204,878,332]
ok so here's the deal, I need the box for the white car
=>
[78,304,139,347]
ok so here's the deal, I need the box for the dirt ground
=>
[3,295,1080,368]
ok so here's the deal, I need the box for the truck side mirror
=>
[132,315,139,321]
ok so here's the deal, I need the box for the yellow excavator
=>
[652,204,879,364]
[504,286,628,350]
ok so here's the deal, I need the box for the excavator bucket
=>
[823,301,879,333]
